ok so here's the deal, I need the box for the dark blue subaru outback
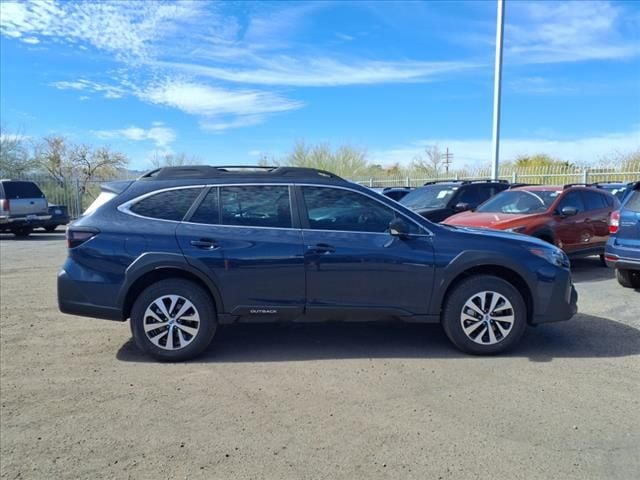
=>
[58,166,577,361]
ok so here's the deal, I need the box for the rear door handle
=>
[190,238,219,250]
[307,243,335,254]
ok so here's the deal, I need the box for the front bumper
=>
[531,266,578,325]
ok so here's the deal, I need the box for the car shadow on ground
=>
[116,313,640,364]
[570,256,615,283]
[0,232,65,241]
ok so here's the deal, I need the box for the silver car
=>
[0,180,51,237]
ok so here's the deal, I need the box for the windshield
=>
[477,190,561,214]
[400,185,458,210]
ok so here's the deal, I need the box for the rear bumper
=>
[57,267,124,321]
[0,214,52,228]
[531,267,578,325]
[605,242,640,271]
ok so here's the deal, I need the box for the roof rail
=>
[422,178,509,186]
[563,183,593,189]
[138,165,343,181]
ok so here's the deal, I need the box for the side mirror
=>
[454,202,470,212]
[560,206,578,217]
[389,218,410,237]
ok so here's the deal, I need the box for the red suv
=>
[443,185,619,258]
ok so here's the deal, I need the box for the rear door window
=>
[130,188,201,221]
[189,188,220,225]
[2,181,45,199]
[220,185,292,228]
[581,191,608,210]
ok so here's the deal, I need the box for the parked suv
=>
[58,166,577,361]
[605,181,640,288]
[399,180,511,222]
[443,184,618,259]
[0,180,51,237]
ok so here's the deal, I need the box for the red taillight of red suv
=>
[609,210,620,234]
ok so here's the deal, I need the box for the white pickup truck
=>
[0,180,51,237]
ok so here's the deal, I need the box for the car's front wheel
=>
[130,279,217,361]
[13,227,32,237]
[442,275,527,355]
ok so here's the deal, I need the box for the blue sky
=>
[1,0,639,170]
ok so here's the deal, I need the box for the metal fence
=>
[350,164,640,188]
[13,163,640,219]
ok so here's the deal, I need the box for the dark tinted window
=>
[557,191,586,213]
[130,188,201,221]
[221,186,291,228]
[455,185,481,206]
[302,186,417,233]
[1,181,45,199]
[582,191,608,210]
[624,191,640,213]
[189,188,219,224]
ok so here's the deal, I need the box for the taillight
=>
[66,227,99,248]
[609,211,620,234]
[0,199,9,211]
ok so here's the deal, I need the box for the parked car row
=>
[0,180,70,236]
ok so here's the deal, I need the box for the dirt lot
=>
[1,230,639,480]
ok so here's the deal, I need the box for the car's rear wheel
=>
[130,279,217,361]
[13,227,32,237]
[44,225,58,232]
[442,275,527,355]
[616,269,640,289]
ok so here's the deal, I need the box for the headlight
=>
[527,246,570,268]
[505,226,527,233]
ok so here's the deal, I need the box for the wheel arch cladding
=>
[442,265,534,324]
[122,268,220,320]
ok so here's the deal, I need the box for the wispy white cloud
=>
[155,58,480,87]
[139,79,302,117]
[200,115,266,133]
[50,79,126,99]
[94,123,176,149]
[506,1,639,64]
[371,128,640,167]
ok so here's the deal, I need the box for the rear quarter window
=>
[129,188,201,221]
[1,181,45,199]
[623,191,640,213]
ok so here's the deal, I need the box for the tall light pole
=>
[491,0,505,180]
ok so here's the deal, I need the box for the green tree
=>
[0,126,37,177]
[285,141,371,177]
[150,151,201,168]
[514,154,571,168]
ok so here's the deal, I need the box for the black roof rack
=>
[139,165,344,181]
[422,178,509,186]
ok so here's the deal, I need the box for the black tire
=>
[599,253,607,267]
[13,228,32,238]
[442,275,527,355]
[615,269,640,288]
[44,225,58,232]
[130,279,217,361]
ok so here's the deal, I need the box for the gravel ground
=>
[1,230,639,480]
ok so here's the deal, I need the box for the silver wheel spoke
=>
[144,320,167,332]
[143,295,200,351]
[176,324,198,336]
[460,290,515,346]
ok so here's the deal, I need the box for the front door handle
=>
[190,238,219,250]
[307,243,335,254]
